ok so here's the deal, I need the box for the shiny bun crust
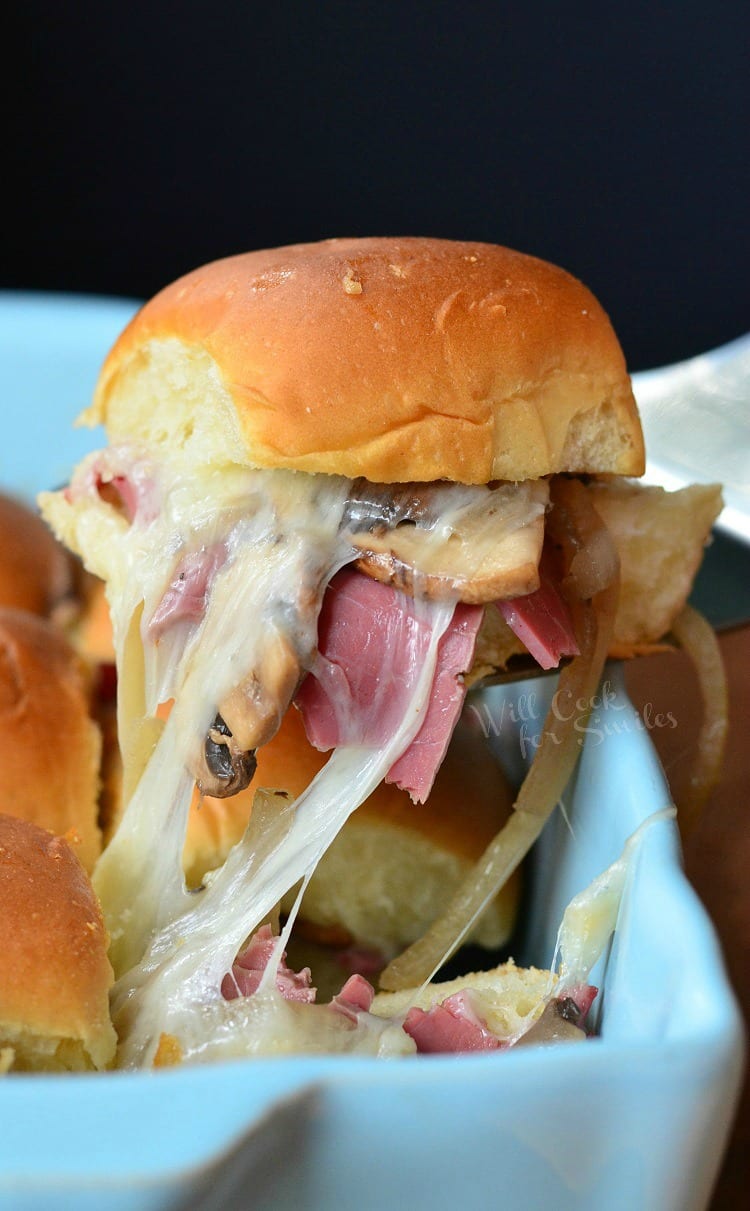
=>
[0,492,78,616]
[88,237,644,483]
[0,609,102,873]
[0,813,115,1071]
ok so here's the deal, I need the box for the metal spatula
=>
[632,332,750,629]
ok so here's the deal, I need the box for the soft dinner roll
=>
[0,813,115,1071]
[371,961,558,1041]
[0,491,78,618]
[83,237,644,484]
[0,608,102,872]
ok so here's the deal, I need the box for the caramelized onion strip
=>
[380,479,620,992]
[670,604,729,837]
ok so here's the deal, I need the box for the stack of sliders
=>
[0,489,132,875]
[29,236,724,1067]
[0,493,119,1070]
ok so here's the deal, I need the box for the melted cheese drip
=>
[46,445,549,1066]
[114,618,450,1067]
[355,480,548,598]
[91,460,354,981]
[161,989,416,1063]
[551,807,677,992]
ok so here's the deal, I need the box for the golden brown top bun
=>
[0,491,78,617]
[184,706,519,956]
[0,813,116,1071]
[0,609,102,872]
[85,237,644,484]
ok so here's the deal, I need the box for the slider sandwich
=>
[0,813,115,1072]
[0,608,104,873]
[0,492,128,878]
[40,237,724,1065]
[0,490,81,621]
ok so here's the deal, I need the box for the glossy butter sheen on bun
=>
[0,813,115,1071]
[84,237,644,483]
[0,608,102,872]
[0,491,78,617]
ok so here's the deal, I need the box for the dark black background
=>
[4,1,749,370]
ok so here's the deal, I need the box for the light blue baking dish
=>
[0,293,744,1211]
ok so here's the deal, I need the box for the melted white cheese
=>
[551,807,677,992]
[91,460,354,976]
[42,445,550,1066]
[114,615,450,1067]
[158,988,416,1063]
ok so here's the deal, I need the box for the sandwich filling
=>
[49,442,568,1064]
